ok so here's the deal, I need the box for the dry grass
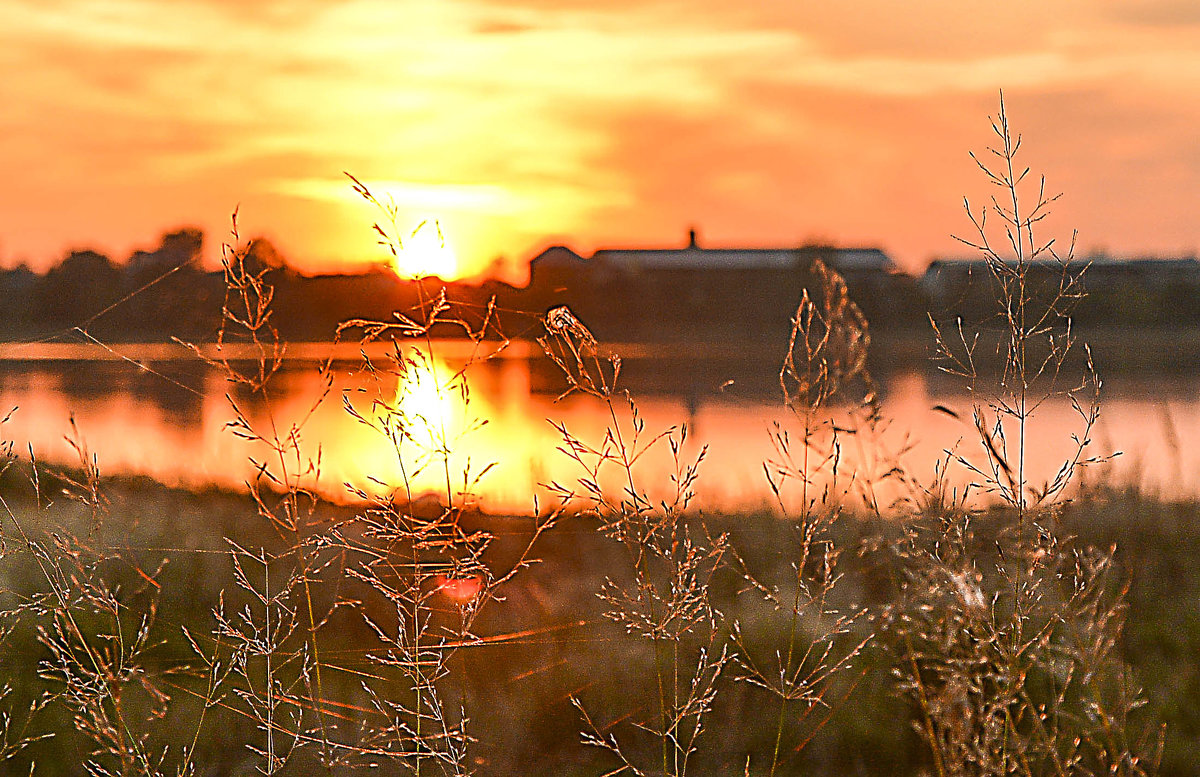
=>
[879,94,1161,777]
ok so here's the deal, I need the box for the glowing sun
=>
[393,222,458,279]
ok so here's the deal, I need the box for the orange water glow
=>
[337,349,484,502]
[1,351,1198,515]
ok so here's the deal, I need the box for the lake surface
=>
[0,339,1196,514]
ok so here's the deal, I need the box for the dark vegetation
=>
[4,223,1200,347]
[0,229,513,344]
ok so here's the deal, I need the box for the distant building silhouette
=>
[921,253,1200,326]
[523,228,914,341]
[531,229,895,287]
[528,246,587,292]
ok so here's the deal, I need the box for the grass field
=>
[0,470,1189,775]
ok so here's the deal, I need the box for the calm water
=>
[0,340,1196,513]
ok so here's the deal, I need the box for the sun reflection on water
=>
[0,350,1196,514]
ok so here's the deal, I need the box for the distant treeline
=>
[1,230,522,343]
[5,229,1200,345]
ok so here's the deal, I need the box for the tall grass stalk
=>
[883,93,1162,777]
[540,305,731,776]
[0,417,167,774]
[185,214,336,772]
[720,260,876,776]
[328,179,557,774]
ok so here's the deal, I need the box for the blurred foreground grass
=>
[0,466,1191,776]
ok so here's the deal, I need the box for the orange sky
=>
[2,0,1199,281]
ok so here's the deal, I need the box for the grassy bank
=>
[0,471,1188,775]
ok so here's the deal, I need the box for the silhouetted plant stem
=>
[769,414,812,777]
